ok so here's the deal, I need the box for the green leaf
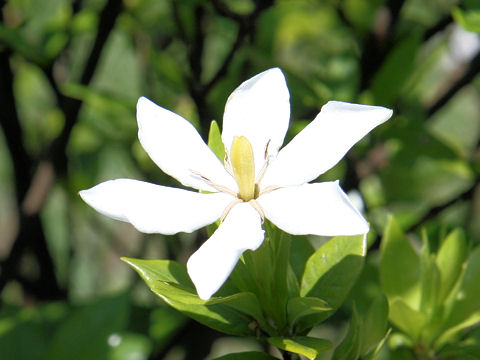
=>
[443,246,480,331]
[436,228,467,302]
[212,352,279,360]
[361,294,389,355]
[453,7,480,33]
[122,257,263,336]
[208,120,225,161]
[389,298,426,342]
[363,328,392,360]
[371,32,421,105]
[434,310,480,351]
[49,295,129,360]
[332,304,362,360]
[289,235,314,282]
[287,297,331,328]
[380,216,421,309]
[419,239,440,315]
[268,336,332,360]
[300,235,366,323]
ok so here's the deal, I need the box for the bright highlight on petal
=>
[187,202,265,300]
[230,136,256,201]
[258,181,369,236]
[79,179,234,234]
[222,68,290,178]
[261,101,393,188]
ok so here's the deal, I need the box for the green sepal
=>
[121,257,266,336]
[212,352,280,360]
[300,235,366,324]
[208,120,225,161]
[268,336,332,360]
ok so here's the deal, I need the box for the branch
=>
[47,0,123,175]
[0,49,65,300]
[0,0,123,301]
[359,0,407,91]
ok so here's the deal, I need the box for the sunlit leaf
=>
[268,336,332,360]
[380,216,421,309]
[300,235,366,324]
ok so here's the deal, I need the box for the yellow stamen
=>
[230,136,255,201]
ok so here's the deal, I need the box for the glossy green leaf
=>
[208,120,225,161]
[212,352,279,360]
[389,299,426,342]
[436,228,467,302]
[361,294,389,355]
[287,297,331,328]
[332,304,362,360]
[300,235,366,323]
[268,336,332,360]
[122,257,264,336]
[380,216,421,308]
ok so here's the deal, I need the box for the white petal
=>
[187,202,264,300]
[79,179,234,234]
[261,101,393,188]
[221,68,290,178]
[258,181,369,236]
[137,97,237,192]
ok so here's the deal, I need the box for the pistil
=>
[230,136,256,201]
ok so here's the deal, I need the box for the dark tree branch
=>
[0,51,31,202]
[0,50,64,300]
[47,0,123,175]
[0,0,123,301]
[359,0,407,91]
[178,0,274,138]
[423,14,453,42]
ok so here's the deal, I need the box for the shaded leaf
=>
[287,297,331,328]
[361,294,389,355]
[212,352,279,360]
[122,257,265,336]
[332,304,362,360]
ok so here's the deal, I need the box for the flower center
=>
[230,136,256,201]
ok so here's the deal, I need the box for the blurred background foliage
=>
[1,0,480,359]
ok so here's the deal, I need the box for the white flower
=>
[80,68,393,300]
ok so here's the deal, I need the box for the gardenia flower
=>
[80,68,392,300]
